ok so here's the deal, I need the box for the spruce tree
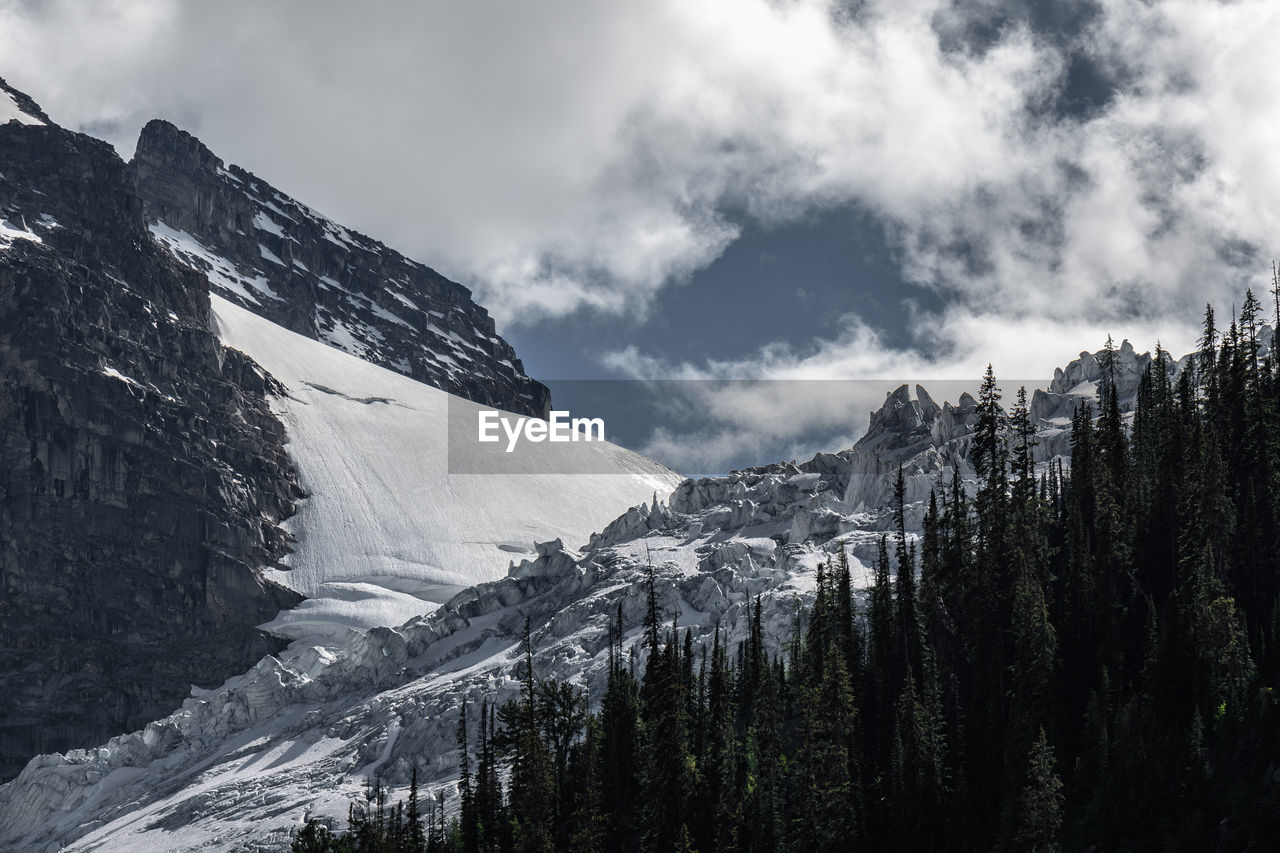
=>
[895,466,921,678]
[458,701,477,853]
[1011,728,1063,853]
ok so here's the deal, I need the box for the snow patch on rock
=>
[0,89,44,126]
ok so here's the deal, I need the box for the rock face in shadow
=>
[129,119,550,418]
[0,79,302,781]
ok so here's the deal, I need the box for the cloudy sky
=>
[4,0,1279,471]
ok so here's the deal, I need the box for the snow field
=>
[209,295,683,646]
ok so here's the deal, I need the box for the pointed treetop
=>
[1271,260,1280,326]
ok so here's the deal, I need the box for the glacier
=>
[208,294,683,646]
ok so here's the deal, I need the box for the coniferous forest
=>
[295,295,1280,852]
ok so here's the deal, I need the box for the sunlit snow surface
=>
[209,295,683,645]
[0,89,44,126]
[0,217,43,249]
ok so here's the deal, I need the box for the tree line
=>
[296,293,1280,851]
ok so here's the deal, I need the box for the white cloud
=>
[606,304,1199,384]
[1,0,1275,343]
[12,0,1264,476]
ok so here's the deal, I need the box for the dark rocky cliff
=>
[0,80,302,781]
[130,120,551,418]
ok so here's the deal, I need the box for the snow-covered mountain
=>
[0,335,1197,852]
[0,74,677,797]
[4,71,1255,853]
[131,119,550,418]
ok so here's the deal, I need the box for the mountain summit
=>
[129,119,549,418]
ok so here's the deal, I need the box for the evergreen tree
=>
[1011,728,1063,853]
[797,634,859,850]
[406,767,425,853]
[458,701,477,853]
[600,605,642,852]
[494,621,556,853]
[292,819,338,853]
[895,466,922,678]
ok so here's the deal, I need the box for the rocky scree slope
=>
[0,339,1198,850]
[130,119,550,418]
[0,79,302,782]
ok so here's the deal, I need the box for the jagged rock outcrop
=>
[0,79,302,781]
[837,384,976,511]
[129,120,550,418]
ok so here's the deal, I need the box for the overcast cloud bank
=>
[1,0,1271,386]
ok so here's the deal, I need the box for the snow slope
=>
[209,295,682,644]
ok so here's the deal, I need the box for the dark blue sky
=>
[506,204,941,383]
[502,209,959,475]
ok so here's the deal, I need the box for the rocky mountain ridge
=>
[130,120,550,418]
